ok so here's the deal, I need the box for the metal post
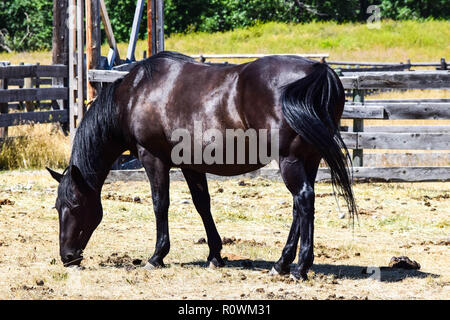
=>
[76,0,85,125]
[352,89,364,167]
[68,0,77,142]
[156,0,164,52]
[126,0,146,62]
[147,0,153,56]
[150,0,157,55]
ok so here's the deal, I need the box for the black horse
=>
[47,51,356,280]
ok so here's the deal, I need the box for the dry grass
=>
[0,123,69,170]
[0,171,448,299]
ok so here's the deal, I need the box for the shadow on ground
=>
[180,259,440,282]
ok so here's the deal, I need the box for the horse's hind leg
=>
[138,146,171,268]
[273,155,320,280]
[182,169,224,268]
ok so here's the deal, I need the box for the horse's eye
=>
[70,205,82,215]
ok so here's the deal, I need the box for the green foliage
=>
[0,0,53,52]
[104,0,148,43]
[379,0,450,20]
[0,0,448,52]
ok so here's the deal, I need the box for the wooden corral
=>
[0,1,449,182]
[0,63,69,139]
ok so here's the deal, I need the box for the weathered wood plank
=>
[366,98,450,103]
[7,102,56,110]
[0,65,68,79]
[346,102,450,120]
[106,166,450,183]
[340,76,358,89]
[328,60,442,67]
[361,153,450,167]
[7,78,53,86]
[341,132,358,149]
[344,166,450,182]
[341,125,450,133]
[0,88,68,103]
[342,105,384,119]
[382,103,450,120]
[342,71,450,89]
[358,132,450,150]
[88,69,128,82]
[0,110,69,127]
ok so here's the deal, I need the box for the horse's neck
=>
[70,123,126,193]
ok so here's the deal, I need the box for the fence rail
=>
[0,63,69,135]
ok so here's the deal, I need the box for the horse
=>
[46,51,356,280]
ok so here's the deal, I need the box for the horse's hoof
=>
[268,267,280,276]
[208,257,225,269]
[290,271,308,281]
[143,262,162,270]
[290,273,300,281]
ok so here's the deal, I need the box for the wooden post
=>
[99,0,121,66]
[52,0,69,66]
[0,61,9,139]
[52,0,69,131]
[24,63,34,112]
[439,58,447,70]
[352,89,365,167]
[86,0,101,101]
[35,62,41,109]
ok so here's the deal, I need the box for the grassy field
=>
[0,20,449,65]
[0,171,448,299]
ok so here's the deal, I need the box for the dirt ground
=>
[0,170,448,300]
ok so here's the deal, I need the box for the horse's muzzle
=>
[61,250,83,267]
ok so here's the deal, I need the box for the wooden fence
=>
[0,63,69,139]
[1,60,449,181]
[191,54,447,72]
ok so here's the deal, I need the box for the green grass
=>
[161,20,450,62]
[0,20,448,65]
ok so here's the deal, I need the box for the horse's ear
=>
[46,167,63,183]
[70,165,91,194]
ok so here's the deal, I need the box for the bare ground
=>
[0,170,448,300]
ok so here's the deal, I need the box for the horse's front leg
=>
[138,146,171,268]
[273,156,319,280]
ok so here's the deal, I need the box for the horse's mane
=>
[136,51,196,79]
[135,51,234,79]
[68,79,124,190]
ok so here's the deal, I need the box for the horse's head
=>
[47,165,102,267]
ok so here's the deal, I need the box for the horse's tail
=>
[281,62,357,221]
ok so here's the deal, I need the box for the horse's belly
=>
[179,163,266,176]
